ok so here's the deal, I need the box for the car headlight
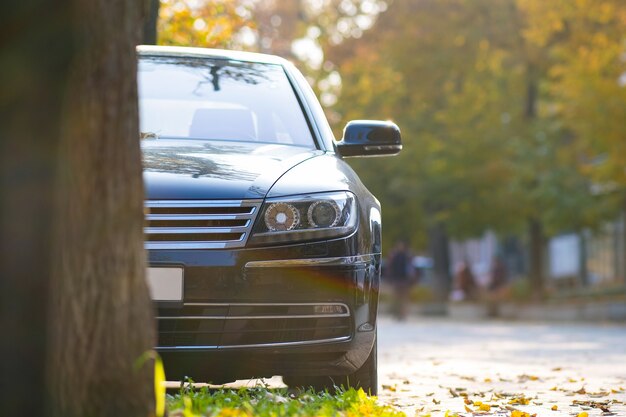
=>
[248,191,358,245]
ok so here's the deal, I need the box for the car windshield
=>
[138,56,315,147]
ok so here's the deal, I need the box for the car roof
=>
[137,45,290,66]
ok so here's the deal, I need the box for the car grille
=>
[144,200,261,249]
[156,303,352,349]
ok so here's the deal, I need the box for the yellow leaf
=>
[577,413,589,417]
[484,378,492,383]
[465,405,472,412]
[154,354,166,417]
[508,396,530,405]
[551,405,558,411]
[478,403,491,412]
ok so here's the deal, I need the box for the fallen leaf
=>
[552,367,562,371]
[464,405,472,412]
[432,398,440,405]
[509,396,531,405]
[478,403,491,411]
[551,405,558,411]
[484,378,492,383]
[572,400,611,412]
[577,413,589,417]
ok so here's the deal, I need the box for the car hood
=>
[142,139,323,200]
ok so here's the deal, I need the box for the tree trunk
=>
[0,1,73,415]
[429,222,452,302]
[528,217,544,298]
[143,0,160,44]
[47,0,155,416]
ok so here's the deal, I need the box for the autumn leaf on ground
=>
[508,396,531,405]
[551,405,558,411]
[518,374,540,382]
[572,400,611,412]
[477,403,491,411]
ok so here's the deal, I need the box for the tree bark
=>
[528,217,544,298]
[0,1,73,415]
[47,0,155,416]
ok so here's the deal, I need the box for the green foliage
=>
[167,386,406,417]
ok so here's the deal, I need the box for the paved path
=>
[377,317,626,416]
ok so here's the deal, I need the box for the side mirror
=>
[336,120,402,157]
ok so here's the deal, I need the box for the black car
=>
[138,45,401,394]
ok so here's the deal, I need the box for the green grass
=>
[166,385,406,417]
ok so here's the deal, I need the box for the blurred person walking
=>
[452,261,478,301]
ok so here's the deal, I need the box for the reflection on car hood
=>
[142,139,323,200]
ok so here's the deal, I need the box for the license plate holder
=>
[147,267,184,302]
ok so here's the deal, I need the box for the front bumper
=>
[149,238,380,381]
